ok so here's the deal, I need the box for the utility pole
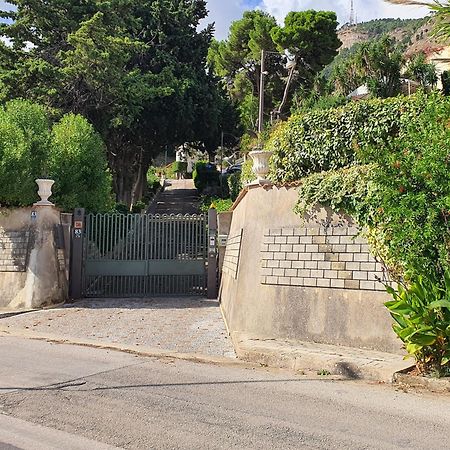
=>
[258,49,266,145]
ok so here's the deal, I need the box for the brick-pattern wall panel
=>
[223,229,243,280]
[260,226,387,291]
[0,230,31,272]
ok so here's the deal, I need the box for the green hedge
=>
[0,100,50,206]
[172,160,188,174]
[268,93,433,183]
[0,100,113,211]
[193,161,220,192]
[49,114,113,212]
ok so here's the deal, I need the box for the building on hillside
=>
[427,46,450,89]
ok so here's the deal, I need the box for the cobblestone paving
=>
[0,298,236,358]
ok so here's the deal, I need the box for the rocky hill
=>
[337,17,443,56]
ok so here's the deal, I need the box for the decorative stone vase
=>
[248,150,273,184]
[34,179,55,206]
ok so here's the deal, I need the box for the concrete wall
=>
[219,185,401,354]
[0,207,68,310]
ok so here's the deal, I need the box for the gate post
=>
[207,208,218,299]
[69,208,85,300]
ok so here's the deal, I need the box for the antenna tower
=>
[349,0,356,26]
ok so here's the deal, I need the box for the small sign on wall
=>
[74,221,83,229]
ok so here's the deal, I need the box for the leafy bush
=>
[361,95,450,281]
[228,172,242,201]
[131,200,146,214]
[240,157,255,185]
[294,165,374,223]
[113,202,130,215]
[193,161,220,193]
[294,93,450,376]
[268,93,431,183]
[49,114,113,212]
[0,100,50,206]
[385,273,450,377]
[172,161,188,175]
[200,197,233,213]
[143,166,161,203]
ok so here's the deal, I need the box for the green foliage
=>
[172,161,188,175]
[228,172,242,201]
[49,114,113,212]
[208,11,281,132]
[271,10,341,75]
[200,197,233,213]
[360,94,450,280]
[113,202,130,215]
[294,165,374,223]
[385,273,450,377]
[0,99,50,206]
[292,92,349,114]
[193,161,220,193]
[353,17,427,37]
[209,9,341,132]
[0,0,231,204]
[331,35,403,98]
[292,92,450,373]
[442,70,450,95]
[405,53,438,88]
[241,158,256,185]
[146,167,161,192]
[269,94,430,184]
[131,200,146,214]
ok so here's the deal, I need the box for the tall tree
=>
[405,52,438,88]
[208,9,341,132]
[332,36,403,98]
[0,0,230,205]
[208,11,282,132]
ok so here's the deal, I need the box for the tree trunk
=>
[108,145,140,208]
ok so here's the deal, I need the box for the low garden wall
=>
[219,184,401,354]
[0,207,68,310]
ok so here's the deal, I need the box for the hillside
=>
[337,16,440,55]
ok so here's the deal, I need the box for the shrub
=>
[268,93,432,183]
[294,165,374,223]
[294,93,450,376]
[193,161,220,193]
[143,167,161,203]
[49,114,113,212]
[0,100,50,206]
[200,197,233,213]
[172,161,188,175]
[361,95,450,281]
[131,200,146,214]
[240,158,255,185]
[385,273,450,377]
[228,172,242,201]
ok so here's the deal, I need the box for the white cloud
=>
[200,0,249,40]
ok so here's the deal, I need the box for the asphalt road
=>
[1,336,450,450]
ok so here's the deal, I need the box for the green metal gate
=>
[82,213,208,297]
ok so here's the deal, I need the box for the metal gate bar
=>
[82,213,208,297]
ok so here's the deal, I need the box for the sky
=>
[202,0,431,40]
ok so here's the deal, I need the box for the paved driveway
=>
[0,297,235,359]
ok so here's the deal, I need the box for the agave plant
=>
[385,272,450,377]
[385,1,450,41]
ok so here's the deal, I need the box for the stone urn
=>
[248,150,273,184]
[34,179,55,206]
